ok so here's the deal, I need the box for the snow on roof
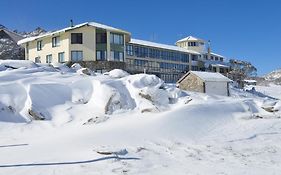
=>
[176,36,205,43]
[210,52,224,58]
[178,71,231,83]
[18,22,130,45]
[244,79,257,83]
[204,60,229,68]
[129,38,200,55]
[211,64,230,68]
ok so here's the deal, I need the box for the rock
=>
[28,108,45,120]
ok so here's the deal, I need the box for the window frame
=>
[71,33,83,44]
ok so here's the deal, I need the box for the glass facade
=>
[125,43,191,83]
[110,51,124,61]
[110,33,124,45]
[126,44,189,63]
[96,50,107,61]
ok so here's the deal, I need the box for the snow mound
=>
[71,63,83,71]
[0,60,38,70]
[107,69,129,78]
[126,74,164,89]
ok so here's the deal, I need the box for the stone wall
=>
[66,61,126,71]
[178,73,204,93]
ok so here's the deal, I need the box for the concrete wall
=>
[205,81,229,96]
[178,73,204,93]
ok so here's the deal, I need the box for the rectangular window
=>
[71,33,83,44]
[37,40,42,51]
[58,52,65,63]
[110,33,124,45]
[96,33,107,43]
[35,57,41,63]
[96,50,106,61]
[46,54,52,63]
[126,45,134,56]
[192,66,198,71]
[111,51,124,61]
[71,51,83,61]
[191,54,198,61]
[52,36,60,47]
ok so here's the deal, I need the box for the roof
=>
[177,71,232,83]
[204,60,230,68]
[210,52,224,58]
[244,79,257,83]
[0,28,24,42]
[129,38,200,55]
[18,22,131,45]
[176,36,205,43]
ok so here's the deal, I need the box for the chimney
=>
[207,40,211,54]
[70,19,74,27]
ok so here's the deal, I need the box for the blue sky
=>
[1,0,280,75]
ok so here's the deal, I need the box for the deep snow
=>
[0,61,281,175]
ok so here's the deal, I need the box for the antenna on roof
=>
[70,19,74,27]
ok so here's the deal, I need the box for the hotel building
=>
[18,21,230,83]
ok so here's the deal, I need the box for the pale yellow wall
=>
[25,25,98,63]
[26,32,70,63]
[176,41,206,54]
[68,26,96,61]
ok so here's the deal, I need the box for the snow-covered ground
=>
[0,60,281,175]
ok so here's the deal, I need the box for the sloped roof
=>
[18,22,131,45]
[177,71,231,84]
[130,38,200,55]
[176,36,205,43]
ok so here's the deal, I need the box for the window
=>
[110,33,124,45]
[220,68,224,73]
[37,40,42,51]
[46,54,52,63]
[71,33,83,44]
[191,54,198,61]
[35,57,41,63]
[52,36,60,47]
[220,57,224,62]
[96,50,107,60]
[191,66,198,71]
[96,33,107,43]
[188,42,198,47]
[126,45,134,56]
[58,52,65,63]
[71,51,83,61]
[111,51,124,61]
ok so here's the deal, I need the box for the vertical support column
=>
[93,27,96,61]
[189,54,192,71]
[106,31,111,61]
[123,34,126,62]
